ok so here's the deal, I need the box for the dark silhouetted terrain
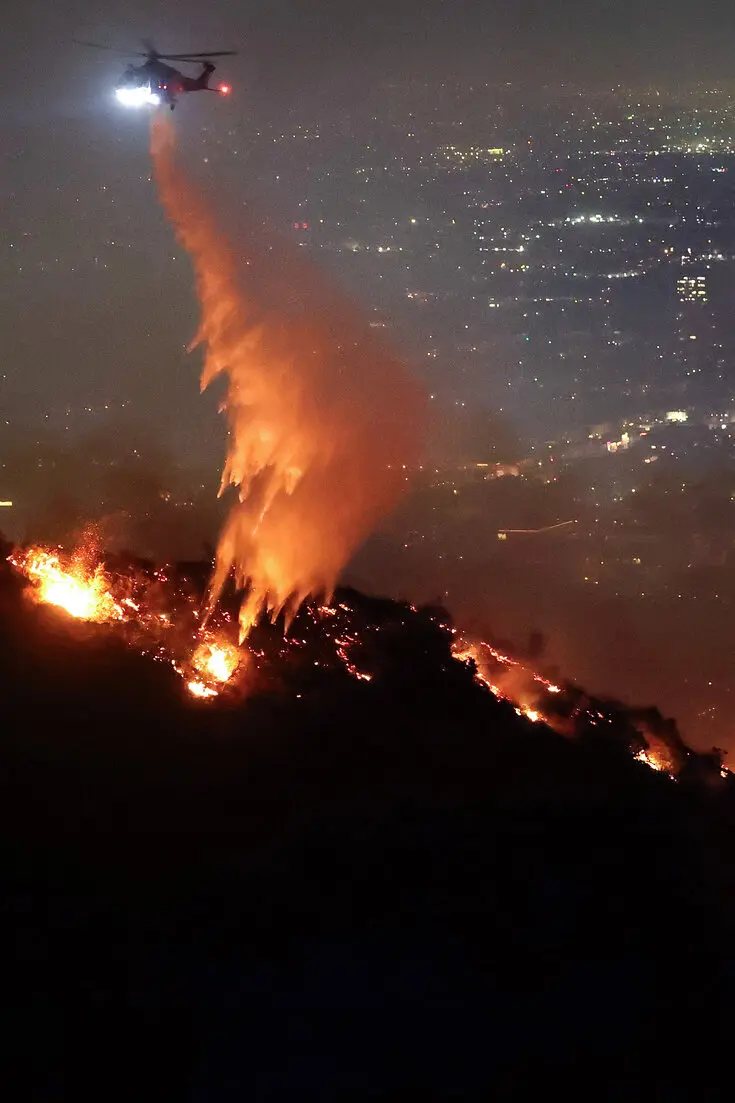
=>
[1,548,733,1099]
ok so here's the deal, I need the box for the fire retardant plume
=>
[150,115,424,638]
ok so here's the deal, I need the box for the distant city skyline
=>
[7,78,735,449]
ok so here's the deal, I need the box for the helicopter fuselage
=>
[78,39,234,110]
[117,58,217,108]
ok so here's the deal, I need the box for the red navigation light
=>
[219,84,231,95]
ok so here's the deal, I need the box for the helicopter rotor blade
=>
[73,39,148,57]
[74,39,236,61]
[155,51,238,60]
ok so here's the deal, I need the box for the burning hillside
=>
[8,542,239,701]
[4,537,734,1100]
[6,538,728,784]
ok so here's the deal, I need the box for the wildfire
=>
[453,637,553,729]
[11,548,123,623]
[6,544,708,781]
[634,749,665,772]
[333,633,372,682]
[192,639,240,684]
[183,637,242,697]
[632,732,679,778]
[450,631,693,779]
[10,544,245,702]
[8,542,383,702]
[6,113,711,791]
[187,680,219,699]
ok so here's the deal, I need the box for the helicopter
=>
[76,40,236,110]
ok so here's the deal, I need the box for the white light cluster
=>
[115,85,160,108]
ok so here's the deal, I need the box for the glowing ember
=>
[13,548,123,623]
[333,633,372,682]
[452,639,512,701]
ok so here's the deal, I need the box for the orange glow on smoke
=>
[150,113,423,640]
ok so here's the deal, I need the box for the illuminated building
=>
[676,275,707,303]
[606,431,630,452]
[673,272,721,389]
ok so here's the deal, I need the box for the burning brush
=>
[448,632,714,780]
[451,636,561,727]
[9,544,243,701]
[184,637,242,699]
[6,541,731,782]
[8,543,374,701]
[15,547,124,624]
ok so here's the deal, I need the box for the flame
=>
[451,631,693,780]
[634,748,665,772]
[5,543,710,778]
[10,544,247,703]
[9,541,384,702]
[188,637,241,696]
[187,679,218,699]
[149,113,423,640]
[192,640,240,684]
[632,730,678,777]
[13,548,123,623]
